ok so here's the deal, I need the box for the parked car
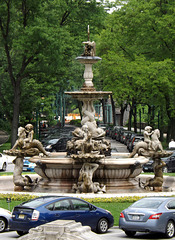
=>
[23,157,36,172]
[0,207,11,232]
[0,153,8,171]
[111,126,124,140]
[105,126,113,137]
[9,196,114,236]
[45,137,71,152]
[119,196,175,238]
[128,135,144,152]
[126,133,136,150]
[143,150,175,173]
[120,131,132,144]
[124,131,133,145]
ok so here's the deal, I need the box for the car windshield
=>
[48,139,58,144]
[131,199,163,209]
[21,197,59,208]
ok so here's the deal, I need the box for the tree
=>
[96,0,175,139]
[0,0,107,146]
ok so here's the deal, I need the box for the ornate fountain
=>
[5,32,162,193]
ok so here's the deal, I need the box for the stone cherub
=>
[4,124,48,191]
[8,124,48,156]
[129,127,164,158]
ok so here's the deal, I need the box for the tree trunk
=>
[110,95,116,125]
[11,84,21,147]
[128,104,132,131]
[101,99,107,124]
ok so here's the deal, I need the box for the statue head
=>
[82,124,88,133]
[25,124,33,132]
[145,126,152,132]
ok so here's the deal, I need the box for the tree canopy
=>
[96,0,175,139]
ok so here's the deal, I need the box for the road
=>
[0,227,168,240]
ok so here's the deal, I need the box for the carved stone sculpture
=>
[144,159,166,191]
[4,124,48,191]
[130,126,173,191]
[129,128,164,158]
[72,162,106,193]
[82,41,96,57]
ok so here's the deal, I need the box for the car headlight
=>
[46,145,52,150]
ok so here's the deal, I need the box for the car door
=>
[44,199,74,222]
[69,199,98,229]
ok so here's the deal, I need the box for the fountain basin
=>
[30,153,149,193]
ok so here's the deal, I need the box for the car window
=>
[71,199,90,211]
[46,203,54,211]
[53,200,71,211]
[167,200,175,210]
[131,199,163,209]
[21,197,59,208]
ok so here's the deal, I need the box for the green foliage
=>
[69,119,81,127]
[96,0,175,137]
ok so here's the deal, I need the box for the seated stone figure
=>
[8,124,48,156]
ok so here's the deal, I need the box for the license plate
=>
[18,214,25,219]
[132,215,140,220]
[144,167,148,170]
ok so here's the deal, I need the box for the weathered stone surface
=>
[19,220,102,240]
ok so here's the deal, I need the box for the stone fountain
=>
[4,35,158,194]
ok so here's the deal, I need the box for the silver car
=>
[0,207,11,232]
[119,197,175,238]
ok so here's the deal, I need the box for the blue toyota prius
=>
[9,196,114,236]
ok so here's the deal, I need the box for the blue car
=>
[23,157,36,172]
[119,197,175,238]
[10,196,114,236]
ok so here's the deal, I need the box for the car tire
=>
[0,217,7,232]
[97,218,108,233]
[52,149,57,152]
[163,166,168,173]
[17,231,28,236]
[165,220,175,238]
[2,163,6,171]
[124,230,136,237]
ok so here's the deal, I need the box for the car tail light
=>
[149,213,162,219]
[132,137,135,143]
[31,210,40,221]
[120,212,125,218]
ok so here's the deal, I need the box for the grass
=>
[0,142,11,152]
[94,202,132,226]
[0,172,36,176]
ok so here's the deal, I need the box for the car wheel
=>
[124,230,136,237]
[52,149,57,152]
[17,231,28,236]
[2,163,6,171]
[97,218,108,233]
[163,166,168,173]
[165,220,175,238]
[0,217,7,232]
